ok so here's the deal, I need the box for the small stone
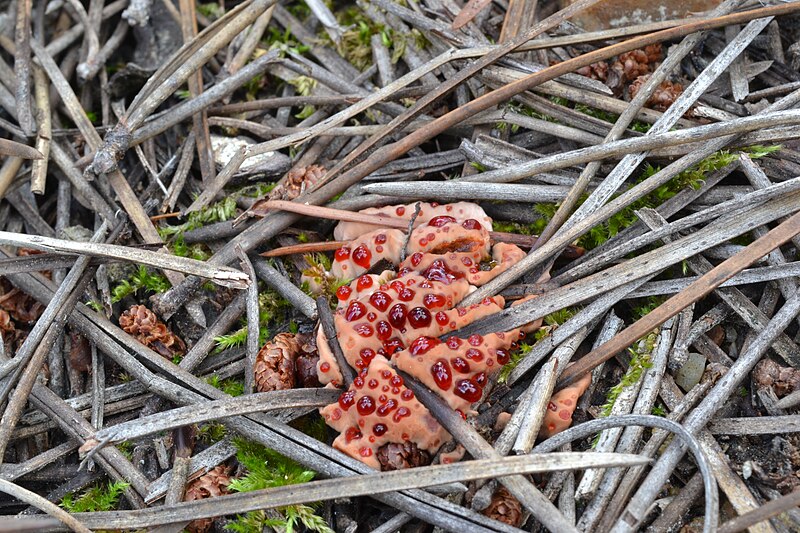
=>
[674,352,707,392]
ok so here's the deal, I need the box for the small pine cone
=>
[119,305,186,358]
[294,332,321,388]
[482,486,523,527]
[376,442,431,471]
[643,43,663,64]
[270,165,326,201]
[754,359,800,398]
[184,465,232,533]
[576,61,608,82]
[254,333,300,392]
[629,75,683,112]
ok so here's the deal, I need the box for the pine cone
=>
[576,61,608,82]
[119,305,186,358]
[184,465,232,533]
[608,45,662,93]
[270,165,326,201]
[482,486,523,527]
[376,442,431,471]
[254,333,299,392]
[629,75,684,112]
[754,359,800,398]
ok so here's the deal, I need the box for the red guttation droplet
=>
[451,357,470,373]
[454,379,482,402]
[336,285,352,301]
[496,348,510,365]
[339,391,356,410]
[462,219,481,230]
[423,293,446,309]
[376,321,392,340]
[388,304,407,329]
[357,275,373,291]
[369,291,392,312]
[428,215,456,227]
[408,307,432,328]
[357,395,376,415]
[345,301,367,322]
[345,426,362,442]
[409,336,440,355]
[352,245,372,268]
[421,259,463,284]
[431,359,452,390]
[377,399,398,417]
[373,423,387,436]
[335,247,351,262]
[354,324,374,337]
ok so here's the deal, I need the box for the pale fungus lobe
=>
[315,202,560,467]
[540,372,592,439]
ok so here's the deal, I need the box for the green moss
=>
[60,481,129,513]
[208,375,245,397]
[111,265,170,303]
[600,332,656,417]
[225,439,332,533]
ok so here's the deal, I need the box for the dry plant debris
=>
[3,0,800,531]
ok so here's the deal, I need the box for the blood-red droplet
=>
[390,374,403,387]
[345,426,362,442]
[381,370,393,379]
[336,285,352,301]
[446,337,462,349]
[383,338,404,356]
[398,288,415,301]
[339,390,356,411]
[369,291,392,312]
[451,357,470,373]
[428,215,456,227]
[462,219,481,230]
[376,320,392,340]
[393,406,411,423]
[496,348,510,365]
[375,233,387,244]
[357,275,373,291]
[461,257,473,266]
[360,447,373,457]
[422,259,463,284]
[334,247,351,262]
[468,334,483,346]
[396,206,406,216]
[431,359,452,390]
[465,348,483,362]
[360,348,376,364]
[352,245,372,268]
[410,252,423,266]
[409,336,440,355]
[408,307,432,328]
[454,379,482,402]
[373,423,387,436]
[423,293,446,309]
[388,304,407,329]
[435,311,449,326]
[377,399,398,417]
[354,324,374,337]
[320,362,331,372]
[474,372,487,387]
[353,376,364,388]
[357,395,376,415]
[401,389,414,401]
[368,379,379,389]
[346,301,367,322]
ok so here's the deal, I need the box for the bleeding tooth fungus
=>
[303,202,587,468]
